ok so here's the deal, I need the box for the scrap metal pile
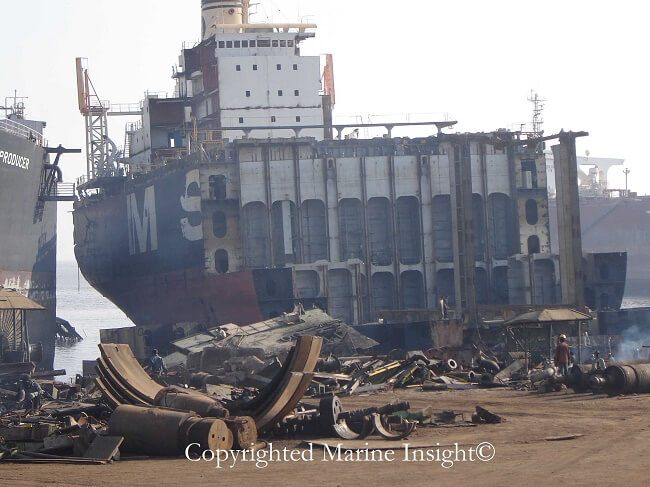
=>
[306,350,520,396]
[563,362,650,396]
[0,336,505,464]
[166,308,379,367]
[0,402,113,464]
[0,362,74,414]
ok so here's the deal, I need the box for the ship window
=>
[239,117,244,124]
[525,199,538,225]
[236,65,241,71]
[272,40,279,47]
[253,64,258,71]
[258,39,270,47]
[246,90,251,97]
[242,40,249,48]
[293,64,298,70]
[212,211,227,238]
[234,40,241,48]
[296,116,301,122]
[288,40,294,47]
[271,116,276,123]
[527,235,540,254]
[280,40,287,47]
[250,40,256,47]
[215,249,229,274]
[294,90,300,96]
[522,159,538,188]
[277,64,282,70]
[209,175,227,200]
[278,90,283,96]
[218,41,225,48]
[226,41,233,48]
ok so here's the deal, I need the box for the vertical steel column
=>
[263,142,274,267]
[388,155,400,308]
[479,142,493,303]
[292,142,304,263]
[360,156,373,321]
[448,136,477,323]
[552,133,587,306]
[417,154,432,308]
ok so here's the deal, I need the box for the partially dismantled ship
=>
[72,0,626,330]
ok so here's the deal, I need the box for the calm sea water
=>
[53,259,650,380]
[54,260,133,380]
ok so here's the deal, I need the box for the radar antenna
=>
[528,90,546,137]
[0,90,28,119]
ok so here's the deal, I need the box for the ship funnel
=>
[202,0,246,40]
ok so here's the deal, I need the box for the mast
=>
[242,0,249,24]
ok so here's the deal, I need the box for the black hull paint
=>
[0,130,57,368]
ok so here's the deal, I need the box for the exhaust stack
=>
[201,0,247,40]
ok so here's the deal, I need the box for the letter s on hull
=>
[180,169,204,242]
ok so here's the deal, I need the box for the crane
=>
[75,58,141,183]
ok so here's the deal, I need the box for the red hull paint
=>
[81,266,264,326]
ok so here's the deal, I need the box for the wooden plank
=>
[83,436,124,462]
[544,434,584,441]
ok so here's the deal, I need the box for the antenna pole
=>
[527,90,546,137]
[624,168,631,196]
[242,0,250,24]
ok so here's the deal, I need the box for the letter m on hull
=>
[127,186,158,255]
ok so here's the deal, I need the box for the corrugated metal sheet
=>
[504,308,592,325]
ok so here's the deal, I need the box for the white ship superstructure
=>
[73,1,625,331]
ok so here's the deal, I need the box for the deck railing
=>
[0,118,43,146]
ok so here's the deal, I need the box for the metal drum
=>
[604,365,638,396]
[109,405,195,456]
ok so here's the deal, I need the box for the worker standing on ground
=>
[147,349,167,377]
[554,334,571,376]
[440,295,449,319]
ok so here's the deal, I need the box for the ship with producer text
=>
[1,97,77,368]
[72,0,626,331]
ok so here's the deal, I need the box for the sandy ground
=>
[2,387,649,486]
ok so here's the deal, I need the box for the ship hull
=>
[75,135,632,327]
[73,162,295,327]
[551,197,650,297]
[0,130,57,368]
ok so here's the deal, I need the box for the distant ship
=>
[548,155,647,300]
[72,0,625,330]
[0,95,76,368]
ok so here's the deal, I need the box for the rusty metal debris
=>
[108,405,233,456]
[371,413,417,441]
[559,362,650,396]
[0,335,508,464]
[471,406,504,424]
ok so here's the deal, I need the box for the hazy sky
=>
[1,0,647,262]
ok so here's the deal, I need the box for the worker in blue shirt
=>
[147,349,167,376]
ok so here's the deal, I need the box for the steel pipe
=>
[604,365,638,396]
[108,405,231,456]
[153,388,229,418]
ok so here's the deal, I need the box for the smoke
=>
[616,325,650,362]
